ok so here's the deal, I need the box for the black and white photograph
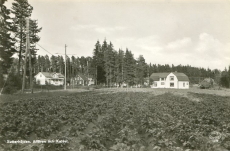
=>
[0,0,230,150]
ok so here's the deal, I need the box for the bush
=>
[2,85,18,94]
[2,73,22,94]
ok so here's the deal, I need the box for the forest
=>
[0,0,230,94]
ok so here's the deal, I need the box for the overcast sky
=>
[5,0,230,70]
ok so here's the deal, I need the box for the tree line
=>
[1,1,230,94]
[9,39,229,88]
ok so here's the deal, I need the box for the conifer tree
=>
[44,55,50,72]
[50,55,57,72]
[0,3,16,75]
[104,42,115,87]
[124,49,135,87]
[114,49,125,86]
[57,55,64,74]
[11,0,33,73]
[97,39,107,84]
[136,55,147,85]
[29,19,42,65]
[92,40,101,85]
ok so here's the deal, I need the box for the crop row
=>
[0,92,230,150]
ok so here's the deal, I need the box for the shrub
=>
[2,73,22,94]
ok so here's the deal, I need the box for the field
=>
[0,88,230,151]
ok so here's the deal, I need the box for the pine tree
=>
[0,0,7,5]
[11,0,33,74]
[124,49,135,87]
[104,42,115,87]
[79,56,86,74]
[228,65,230,88]
[66,56,71,82]
[97,39,107,84]
[29,19,42,64]
[57,55,64,74]
[44,55,50,72]
[40,55,46,72]
[92,40,101,85]
[35,55,41,72]
[71,56,76,76]
[136,55,147,85]
[117,49,124,86]
[0,3,16,75]
[50,55,57,72]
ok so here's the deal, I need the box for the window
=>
[187,82,189,85]
[161,82,164,85]
[161,78,164,81]
[170,82,174,87]
[183,83,185,87]
[40,74,42,77]
[170,76,174,81]
[154,82,157,87]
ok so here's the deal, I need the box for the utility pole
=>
[22,18,30,93]
[64,44,67,90]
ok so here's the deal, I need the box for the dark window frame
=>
[170,82,174,87]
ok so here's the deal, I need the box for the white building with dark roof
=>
[70,73,95,86]
[34,72,64,86]
[150,72,189,89]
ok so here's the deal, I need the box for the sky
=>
[5,0,230,70]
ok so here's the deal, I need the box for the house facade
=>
[150,72,189,89]
[70,74,95,86]
[34,72,64,86]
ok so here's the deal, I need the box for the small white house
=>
[150,72,189,89]
[87,76,95,86]
[70,74,95,86]
[34,72,64,86]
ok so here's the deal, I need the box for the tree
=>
[0,3,16,75]
[220,67,229,88]
[66,56,71,82]
[104,42,115,87]
[116,49,124,86]
[44,55,50,72]
[124,49,135,87]
[136,55,147,85]
[96,39,107,85]
[0,0,7,5]
[50,55,57,72]
[92,40,101,85]
[229,66,230,88]
[57,55,64,74]
[71,56,76,76]
[28,19,42,65]
[11,0,33,74]
[78,56,85,74]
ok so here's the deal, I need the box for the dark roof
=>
[56,73,64,78]
[77,73,88,81]
[40,72,64,78]
[40,72,53,78]
[172,72,189,81]
[150,73,169,81]
[150,72,189,81]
